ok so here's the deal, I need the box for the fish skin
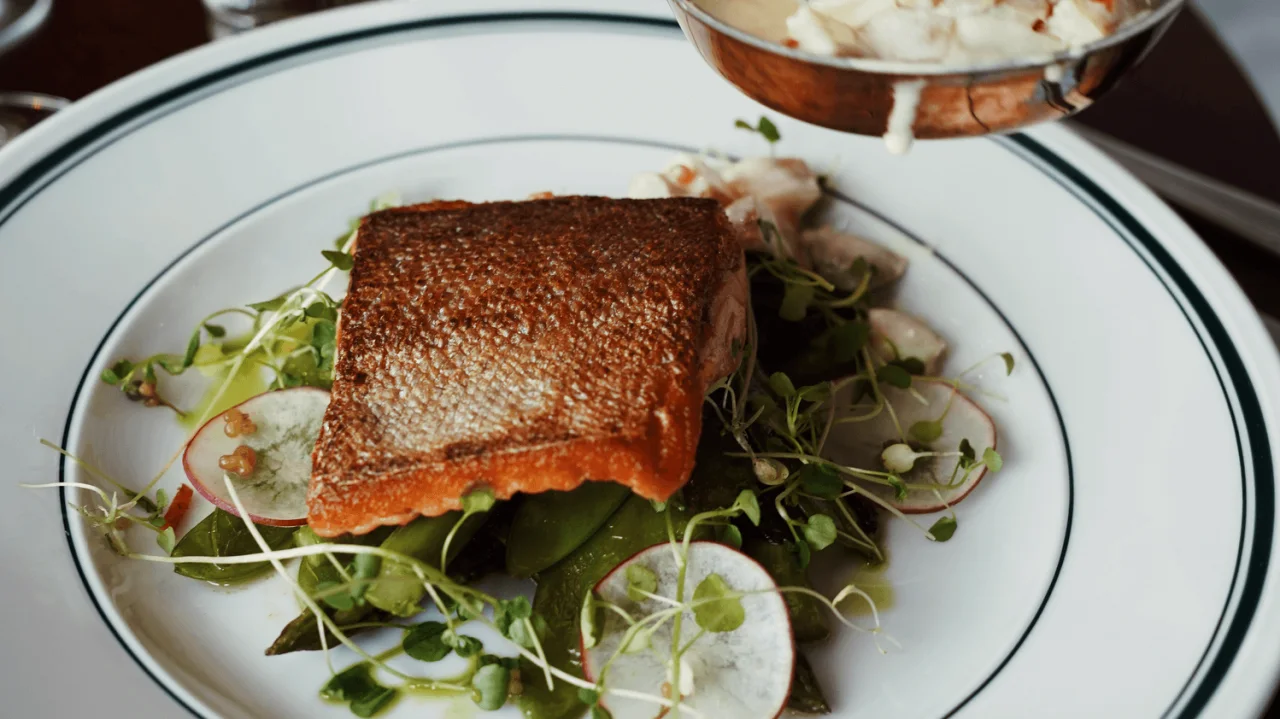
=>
[308,196,746,537]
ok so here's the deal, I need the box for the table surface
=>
[3,0,1280,715]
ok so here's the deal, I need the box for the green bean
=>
[364,511,487,617]
[787,652,833,714]
[265,607,397,655]
[518,496,693,719]
[506,482,631,578]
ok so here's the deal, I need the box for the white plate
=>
[2,1,1279,718]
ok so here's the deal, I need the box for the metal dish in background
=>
[0,0,52,56]
[0,91,68,148]
[667,0,1187,143]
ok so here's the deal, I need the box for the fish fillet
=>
[308,196,747,536]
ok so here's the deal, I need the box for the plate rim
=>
[3,2,1277,717]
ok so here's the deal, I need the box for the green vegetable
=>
[929,516,958,542]
[787,653,832,714]
[625,564,658,602]
[797,464,843,499]
[171,508,296,585]
[472,663,512,710]
[265,607,395,655]
[365,511,487,617]
[321,663,398,717]
[692,573,745,633]
[734,115,781,144]
[506,482,631,578]
[518,496,694,719]
[743,538,829,642]
[446,502,515,585]
[403,621,451,662]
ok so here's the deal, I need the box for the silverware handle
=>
[1073,125,1280,258]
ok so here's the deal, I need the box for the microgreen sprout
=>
[734,115,781,146]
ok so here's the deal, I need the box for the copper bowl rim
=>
[669,0,1189,77]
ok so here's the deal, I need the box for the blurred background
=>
[1199,0,1280,125]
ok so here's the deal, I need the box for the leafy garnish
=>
[798,464,842,499]
[471,663,511,710]
[928,516,958,542]
[403,621,452,662]
[626,564,659,602]
[734,115,781,144]
[692,573,745,633]
[802,514,837,551]
[322,249,355,271]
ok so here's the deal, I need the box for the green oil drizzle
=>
[177,320,316,431]
[845,558,895,616]
[178,352,272,432]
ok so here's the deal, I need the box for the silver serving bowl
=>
[667,0,1187,141]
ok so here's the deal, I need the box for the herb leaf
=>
[172,508,296,584]
[929,516,958,542]
[717,523,743,549]
[768,372,797,398]
[734,489,761,526]
[779,282,814,322]
[247,292,290,313]
[403,621,451,662]
[983,447,1004,472]
[350,687,397,718]
[316,580,356,611]
[798,464,842,499]
[735,116,781,144]
[472,663,511,711]
[830,322,870,362]
[1001,352,1015,375]
[692,573,745,633]
[322,250,355,271]
[803,514,837,551]
[625,564,659,602]
[909,420,943,443]
[958,438,976,468]
[876,364,912,389]
[183,328,202,369]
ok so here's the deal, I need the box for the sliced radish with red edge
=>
[868,308,948,376]
[183,387,329,526]
[827,380,996,513]
[582,541,794,719]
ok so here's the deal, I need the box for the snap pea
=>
[448,502,516,585]
[743,537,830,643]
[172,508,297,585]
[364,511,488,617]
[269,512,492,655]
[788,652,833,714]
[265,606,397,655]
[296,525,395,597]
[505,482,631,578]
[518,496,693,719]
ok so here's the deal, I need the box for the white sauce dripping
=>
[885,79,926,155]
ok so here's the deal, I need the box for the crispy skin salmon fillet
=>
[308,196,747,537]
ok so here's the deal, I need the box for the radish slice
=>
[582,541,794,719]
[826,380,996,513]
[868,308,947,376]
[182,387,330,526]
[801,227,908,292]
